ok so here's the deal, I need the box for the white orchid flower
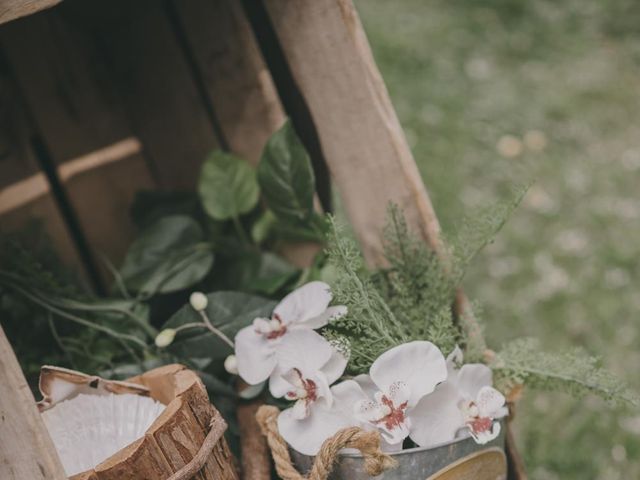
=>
[273,340,352,456]
[410,346,509,447]
[330,341,447,447]
[234,281,347,387]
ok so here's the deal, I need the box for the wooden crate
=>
[0,0,526,478]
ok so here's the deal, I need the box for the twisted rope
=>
[167,417,227,480]
[255,405,397,480]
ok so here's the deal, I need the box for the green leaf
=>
[251,210,277,244]
[258,121,315,223]
[244,253,298,295]
[198,151,259,221]
[164,291,276,360]
[120,215,214,295]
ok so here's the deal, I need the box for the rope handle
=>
[167,416,227,480]
[255,405,397,480]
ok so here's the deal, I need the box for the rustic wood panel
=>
[263,0,443,267]
[0,0,60,25]
[172,0,285,165]
[82,0,221,190]
[0,54,85,277]
[0,7,156,280]
[0,324,67,480]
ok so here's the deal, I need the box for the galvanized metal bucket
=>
[291,422,507,479]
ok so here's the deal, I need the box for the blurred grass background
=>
[355,0,640,478]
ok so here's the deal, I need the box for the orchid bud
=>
[189,292,208,311]
[155,329,176,348]
[224,354,238,375]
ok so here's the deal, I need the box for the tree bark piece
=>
[0,325,67,480]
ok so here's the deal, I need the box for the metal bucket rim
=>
[336,419,507,458]
[337,429,473,458]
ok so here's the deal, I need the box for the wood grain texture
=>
[66,364,238,479]
[0,325,67,480]
[0,0,60,25]
[263,0,443,267]
[0,56,84,276]
[426,447,507,480]
[172,0,285,165]
[86,0,220,190]
[0,7,156,276]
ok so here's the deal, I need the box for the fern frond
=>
[492,338,638,406]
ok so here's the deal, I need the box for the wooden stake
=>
[0,325,66,480]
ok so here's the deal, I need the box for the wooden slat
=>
[262,1,524,478]
[0,7,156,280]
[0,54,85,276]
[263,0,443,267]
[0,325,66,480]
[84,0,221,190]
[0,0,60,25]
[172,0,285,165]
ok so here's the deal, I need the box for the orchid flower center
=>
[253,313,287,340]
[356,382,411,434]
[285,368,318,403]
[459,399,492,435]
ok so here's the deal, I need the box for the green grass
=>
[356,0,640,477]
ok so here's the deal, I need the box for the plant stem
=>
[232,215,250,246]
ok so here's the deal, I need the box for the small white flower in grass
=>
[234,281,347,386]
[189,291,208,311]
[333,341,447,447]
[410,346,508,448]
[155,329,176,348]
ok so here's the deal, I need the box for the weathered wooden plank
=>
[0,53,85,277]
[84,0,220,190]
[0,0,60,25]
[0,8,156,280]
[172,0,285,165]
[263,0,443,266]
[0,325,66,480]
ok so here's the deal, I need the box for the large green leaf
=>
[120,215,214,295]
[198,151,259,221]
[257,121,315,223]
[164,291,276,360]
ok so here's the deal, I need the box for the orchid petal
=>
[320,349,348,385]
[457,364,493,400]
[370,341,447,407]
[379,419,410,446]
[235,325,276,385]
[476,386,506,418]
[278,404,355,456]
[331,379,368,417]
[387,381,410,406]
[409,382,465,448]
[354,399,384,423]
[299,305,348,329]
[291,399,309,420]
[274,281,332,326]
[275,330,333,376]
[353,374,378,398]
[268,364,293,398]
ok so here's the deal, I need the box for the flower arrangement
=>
[2,119,636,466]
